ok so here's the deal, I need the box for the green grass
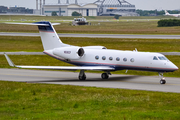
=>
[0,15,176,21]
[0,15,180,34]
[0,81,180,119]
[0,36,43,52]
[0,36,180,52]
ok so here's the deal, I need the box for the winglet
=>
[4,53,16,67]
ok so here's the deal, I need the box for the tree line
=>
[158,19,180,27]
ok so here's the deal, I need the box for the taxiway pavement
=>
[0,32,180,39]
[0,68,180,93]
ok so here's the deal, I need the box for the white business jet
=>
[165,10,180,17]
[4,21,178,84]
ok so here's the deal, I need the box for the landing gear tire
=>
[160,79,166,84]
[79,70,86,80]
[159,73,166,84]
[101,73,109,79]
[79,75,86,81]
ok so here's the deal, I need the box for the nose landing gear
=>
[159,73,166,84]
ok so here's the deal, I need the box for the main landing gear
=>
[79,70,86,80]
[101,72,110,79]
[159,73,166,84]
[78,70,111,80]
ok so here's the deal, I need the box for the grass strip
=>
[0,36,180,52]
[1,20,180,34]
[0,81,180,119]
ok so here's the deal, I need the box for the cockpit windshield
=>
[158,56,168,60]
[153,56,168,60]
[153,56,158,60]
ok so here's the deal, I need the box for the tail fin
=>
[34,21,68,50]
[165,10,169,15]
[6,21,69,50]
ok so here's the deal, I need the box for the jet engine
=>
[53,47,85,60]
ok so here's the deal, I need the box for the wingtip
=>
[4,53,15,67]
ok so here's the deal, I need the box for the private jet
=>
[4,21,178,84]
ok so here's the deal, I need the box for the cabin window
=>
[116,57,120,61]
[95,56,99,60]
[109,57,113,61]
[130,58,134,62]
[158,56,167,60]
[102,56,106,60]
[123,58,127,62]
[153,56,158,60]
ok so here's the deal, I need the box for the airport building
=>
[0,6,33,14]
[42,3,98,16]
[95,0,139,16]
[38,0,138,16]
[0,6,8,13]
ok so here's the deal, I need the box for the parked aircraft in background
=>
[4,21,178,84]
[164,10,180,17]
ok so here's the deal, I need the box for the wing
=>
[4,54,114,71]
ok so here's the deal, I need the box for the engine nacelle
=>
[83,46,107,49]
[53,47,84,60]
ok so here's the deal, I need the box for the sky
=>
[0,0,180,10]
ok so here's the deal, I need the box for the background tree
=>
[158,19,180,27]
[51,11,58,16]
[72,11,82,16]
[114,14,120,19]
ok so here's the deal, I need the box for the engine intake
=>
[78,48,84,57]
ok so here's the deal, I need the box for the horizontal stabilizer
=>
[5,22,60,26]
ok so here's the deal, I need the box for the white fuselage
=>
[44,48,178,73]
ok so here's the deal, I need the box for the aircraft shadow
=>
[27,76,140,83]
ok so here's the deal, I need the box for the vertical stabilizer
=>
[34,21,67,50]
[165,10,169,15]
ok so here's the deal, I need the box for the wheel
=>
[79,74,86,81]
[160,79,166,84]
[101,73,109,79]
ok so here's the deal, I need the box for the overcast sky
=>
[0,0,180,10]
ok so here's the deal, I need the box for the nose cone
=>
[170,62,178,71]
[174,65,179,71]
